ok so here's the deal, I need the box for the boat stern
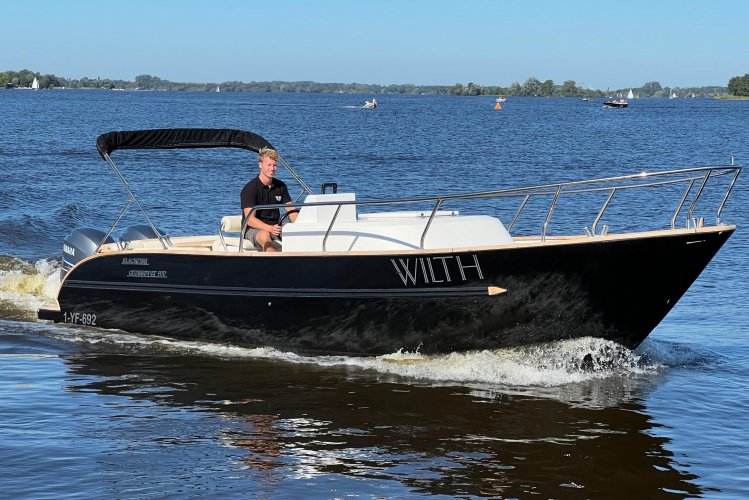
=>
[38,307,63,323]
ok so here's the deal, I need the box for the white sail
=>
[31,77,39,90]
[627,89,634,99]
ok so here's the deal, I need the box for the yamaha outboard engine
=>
[118,224,170,251]
[62,228,116,277]
[119,224,167,244]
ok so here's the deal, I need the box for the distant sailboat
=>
[31,77,39,90]
[669,90,677,99]
[627,89,634,99]
[216,86,220,92]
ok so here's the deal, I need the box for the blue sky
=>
[4,0,747,89]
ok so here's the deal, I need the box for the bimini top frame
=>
[95,128,315,250]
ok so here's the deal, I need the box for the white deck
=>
[251,193,512,252]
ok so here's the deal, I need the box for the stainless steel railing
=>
[241,164,740,251]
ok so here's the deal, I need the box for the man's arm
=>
[244,207,282,235]
[283,204,298,222]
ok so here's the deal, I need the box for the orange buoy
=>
[494,102,502,110]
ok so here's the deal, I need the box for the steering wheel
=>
[279,208,300,226]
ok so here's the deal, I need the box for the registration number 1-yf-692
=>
[62,311,97,326]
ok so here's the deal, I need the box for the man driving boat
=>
[240,147,297,252]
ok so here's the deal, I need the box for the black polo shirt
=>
[240,176,292,225]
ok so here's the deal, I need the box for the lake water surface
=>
[1,90,748,498]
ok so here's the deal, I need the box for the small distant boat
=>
[215,86,220,93]
[364,98,378,109]
[495,97,507,103]
[582,97,590,101]
[31,77,39,90]
[627,89,634,99]
[670,90,677,99]
[603,99,628,108]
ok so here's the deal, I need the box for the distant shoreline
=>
[2,70,734,98]
[3,86,740,100]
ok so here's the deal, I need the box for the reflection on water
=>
[56,342,702,498]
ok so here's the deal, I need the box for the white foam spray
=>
[0,257,60,320]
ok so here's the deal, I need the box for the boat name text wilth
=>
[391,254,484,286]
[126,269,167,278]
[122,257,149,266]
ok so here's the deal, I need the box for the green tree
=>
[727,74,749,96]
[540,79,554,97]
[640,81,662,97]
[465,82,482,96]
[560,80,579,97]
[521,77,542,96]
[134,74,164,90]
[508,81,521,96]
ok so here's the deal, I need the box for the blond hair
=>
[258,147,280,162]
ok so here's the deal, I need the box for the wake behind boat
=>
[38,128,740,356]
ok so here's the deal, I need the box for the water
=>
[1,90,748,498]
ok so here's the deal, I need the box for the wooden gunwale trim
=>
[85,225,735,261]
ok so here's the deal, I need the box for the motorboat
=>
[364,98,378,109]
[38,128,740,356]
[495,97,507,103]
[603,99,629,108]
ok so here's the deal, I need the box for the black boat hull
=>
[53,227,734,355]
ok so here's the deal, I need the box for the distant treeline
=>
[450,78,728,98]
[0,69,738,98]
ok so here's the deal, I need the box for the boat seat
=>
[215,215,264,252]
[121,235,217,251]
[216,215,244,251]
[220,215,243,234]
[171,235,219,247]
[211,237,258,252]
[216,214,289,252]
[122,238,170,250]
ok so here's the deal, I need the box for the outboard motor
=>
[118,224,171,251]
[120,224,167,244]
[62,228,115,277]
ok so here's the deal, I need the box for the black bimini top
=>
[96,128,275,158]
